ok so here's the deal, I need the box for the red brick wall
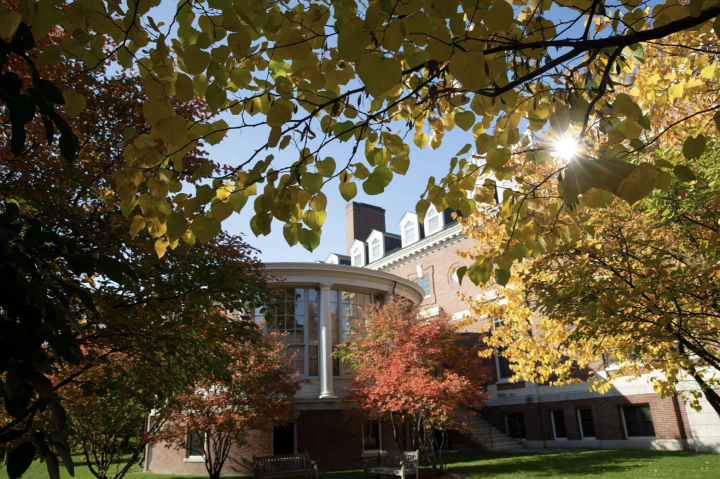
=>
[147,409,407,475]
[346,203,386,253]
[148,429,271,476]
[491,393,693,442]
[383,236,478,318]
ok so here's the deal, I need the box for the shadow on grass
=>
[443,450,715,478]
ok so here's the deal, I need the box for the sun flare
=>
[553,136,580,162]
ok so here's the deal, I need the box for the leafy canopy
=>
[462,142,720,419]
[3,0,720,256]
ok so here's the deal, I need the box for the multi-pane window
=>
[404,221,416,244]
[265,288,319,377]
[414,275,431,298]
[623,405,656,437]
[491,318,506,330]
[371,238,381,261]
[551,410,567,439]
[577,409,596,438]
[331,290,381,376]
[426,209,440,235]
[496,353,511,380]
[353,248,363,266]
[187,432,205,457]
[363,421,382,451]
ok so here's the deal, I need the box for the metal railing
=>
[463,404,525,450]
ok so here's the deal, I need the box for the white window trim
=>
[271,422,297,455]
[185,432,206,461]
[577,409,596,440]
[423,206,444,236]
[550,411,568,441]
[399,214,420,247]
[352,244,365,267]
[494,354,511,384]
[621,405,657,440]
[361,420,382,457]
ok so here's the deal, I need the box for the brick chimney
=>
[345,202,386,254]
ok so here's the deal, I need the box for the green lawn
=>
[1,450,718,479]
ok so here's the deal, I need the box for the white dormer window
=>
[424,206,443,236]
[398,212,420,248]
[404,221,416,244]
[353,247,363,267]
[371,238,381,261]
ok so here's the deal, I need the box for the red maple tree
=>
[335,297,490,473]
[153,332,304,479]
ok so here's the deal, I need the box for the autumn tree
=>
[335,298,489,474]
[0,29,275,479]
[462,141,720,418]
[153,332,303,479]
[1,0,720,258]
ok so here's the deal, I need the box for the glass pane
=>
[579,409,595,438]
[331,290,338,303]
[363,422,380,450]
[292,288,305,301]
[552,411,567,438]
[308,302,318,316]
[308,288,319,302]
[309,346,318,376]
[294,314,305,329]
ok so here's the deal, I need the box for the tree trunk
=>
[688,363,720,418]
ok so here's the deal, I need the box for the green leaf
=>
[357,54,402,98]
[228,192,248,213]
[682,135,706,160]
[7,442,35,479]
[454,111,476,131]
[416,199,431,222]
[166,212,188,241]
[301,172,323,195]
[339,181,357,201]
[305,210,327,231]
[494,269,511,286]
[192,163,215,181]
[456,144,472,156]
[191,216,222,242]
[486,147,511,170]
[468,262,492,286]
[283,222,302,246]
[299,228,321,251]
[456,266,468,285]
[673,164,696,182]
[363,172,385,195]
[616,163,658,205]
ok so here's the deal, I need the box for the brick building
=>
[147,201,719,476]
[146,263,425,475]
[344,201,720,454]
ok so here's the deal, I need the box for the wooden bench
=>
[253,452,318,479]
[363,451,419,479]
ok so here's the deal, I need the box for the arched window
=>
[371,238,381,261]
[404,221,416,244]
[353,247,363,266]
[426,208,440,235]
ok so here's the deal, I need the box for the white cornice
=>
[264,263,425,303]
[364,223,467,271]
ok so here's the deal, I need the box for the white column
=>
[319,283,337,399]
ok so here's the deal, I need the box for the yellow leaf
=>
[486,147,511,170]
[357,55,402,98]
[450,50,486,91]
[130,215,145,239]
[155,238,170,258]
[62,91,86,118]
